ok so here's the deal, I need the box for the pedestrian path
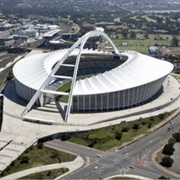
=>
[0,156,84,180]
[0,132,36,172]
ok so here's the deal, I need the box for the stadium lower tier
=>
[72,76,166,111]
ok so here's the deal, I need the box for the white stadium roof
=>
[13,49,173,96]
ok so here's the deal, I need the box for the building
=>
[13,30,173,122]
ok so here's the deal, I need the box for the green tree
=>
[115,131,122,140]
[172,132,180,142]
[160,156,174,167]
[61,133,70,141]
[162,144,175,155]
[6,70,14,81]
[50,152,59,159]
[168,137,176,145]
[121,30,128,39]
[20,156,29,164]
[129,31,136,39]
[158,113,165,119]
[144,33,149,39]
[158,175,170,179]
[171,36,179,47]
[148,123,152,129]
[88,139,97,148]
[121,127,128,132]
[132,123,139,130]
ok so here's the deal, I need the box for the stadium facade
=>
[13,30,174,122]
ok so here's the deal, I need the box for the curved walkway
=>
[0,156,84,180]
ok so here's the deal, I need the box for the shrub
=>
[160,156,174,167]
[37,143,43,149]
[121,127,128,132]
[132,123,139,130]
[158,113,165,119]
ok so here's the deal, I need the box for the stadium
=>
[13,30,174,122]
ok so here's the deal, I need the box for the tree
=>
[61,133,70,141]
[115,131,122,140]
[6,70,14,81]
[162,144,175,155]
[160,156,174,167]
[20,156,29,164]
[168,137,176,145]
[171,36,179,47]
[88,139,97,148]
[50,152,59,159]
[158,175,170,179]
[158,113,165,120]
[132,123,139,130]
[144,33,149,39]
[172,132,180,142]
[47,170,51,177]
[148,123,152,129]
[121,30,128,39]
[129,31,136,39]
[121,127,128,132]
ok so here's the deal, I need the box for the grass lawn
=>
[112,34,172,54]
[64,111,174,151]
[0,144,76,178]
[18,168,68,179]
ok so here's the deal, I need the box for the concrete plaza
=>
[0,75,180,172]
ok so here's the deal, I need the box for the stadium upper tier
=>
[13,49,173,96]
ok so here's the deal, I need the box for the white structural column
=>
[23,30,121,122]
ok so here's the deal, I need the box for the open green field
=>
[0,144,76,177]
[19,168,68,179]
[62,111,174,151]
[112,34,172,54]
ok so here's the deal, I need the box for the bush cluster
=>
[160,130,180,167]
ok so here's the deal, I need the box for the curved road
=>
[45,113,180,179]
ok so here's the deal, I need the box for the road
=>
[45,113,180,179]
